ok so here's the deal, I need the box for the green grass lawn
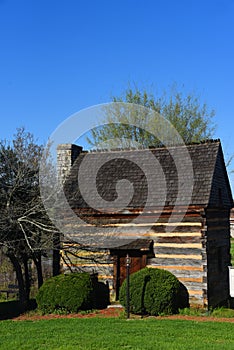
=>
[0,317,234,350]
[1,240,234,349]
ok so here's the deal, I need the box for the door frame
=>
[110,240,154,300]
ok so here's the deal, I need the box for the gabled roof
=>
[63,140,233,210]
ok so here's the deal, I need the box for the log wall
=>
[144,207,208,307]
[61,206,231,308]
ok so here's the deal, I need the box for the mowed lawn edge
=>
[1,317,234,350]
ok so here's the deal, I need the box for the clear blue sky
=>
[0,0,234,184]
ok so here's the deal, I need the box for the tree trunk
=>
[33,254,43,288]
[23,256,31,302]
[53,232,60,276]
[7,254,27,310]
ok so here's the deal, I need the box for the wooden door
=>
[113,253,147,300]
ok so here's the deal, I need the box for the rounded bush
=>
[119,267,187,316]
[36,273,94,313]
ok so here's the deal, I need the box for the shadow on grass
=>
[0,299,37,320]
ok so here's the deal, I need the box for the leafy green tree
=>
[87,86,215,149]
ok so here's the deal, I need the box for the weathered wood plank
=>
[98,275,113,279]
[150,265,204,271]
[154,242,202,249]
[154,247,203,255]
[155,236,201,243]
[70,222,203,228]
[188,290,203,295]
[179,281,207,289]
[148,258,204,266]
[179,277,204,283]
[147,265,206,282]
[210,232,230,241]
[64,263,112,267]
[156,268,204,277]
[207,239,230,247]
[154,254,202,260]
[144,232,201,237]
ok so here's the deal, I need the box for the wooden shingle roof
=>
[63,140,233,210]
[109,238,154,251]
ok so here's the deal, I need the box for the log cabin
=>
[57,140,233,308]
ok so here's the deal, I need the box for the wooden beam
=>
[154,243,202,249]
[151,265,204,271]
[179,277,203,283]
[144,232,201,237]
[187,290,203,295]
[155,254,202,260]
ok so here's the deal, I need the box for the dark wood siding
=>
[206,208,231,308]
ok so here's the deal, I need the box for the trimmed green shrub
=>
[36,273,110,314]
[119,267,188,316]
[36,273,94,313]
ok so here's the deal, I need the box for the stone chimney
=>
[57,144,83,184]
